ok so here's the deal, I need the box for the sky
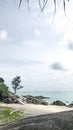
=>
[0,0,73,91]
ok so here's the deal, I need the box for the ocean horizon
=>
[17,91,73,105]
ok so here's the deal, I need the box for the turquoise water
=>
[17,91,73,105]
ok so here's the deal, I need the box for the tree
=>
[0,78,8,101]
[12,76,23,94]
[0,77,4,84]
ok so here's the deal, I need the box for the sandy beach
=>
[1,103,73,130]
[0,103,73,117]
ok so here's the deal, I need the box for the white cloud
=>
[0,30,8,40]
[35,29,41,36]
[22,39,45,50]
[50,62,66,71]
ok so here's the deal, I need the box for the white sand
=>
[0,103,73,117]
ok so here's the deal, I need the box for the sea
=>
[17,91,73,105]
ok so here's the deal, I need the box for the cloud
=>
[35,29,41,36]
[68,42,73,50]
[23,39,45,50]
[0,30,8,40]
[50,62,66,71]
[0,59,43,66]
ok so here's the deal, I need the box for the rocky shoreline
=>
[3,92,73,107]
[3,92,49,105]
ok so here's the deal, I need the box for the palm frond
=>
[18,0,70,13]
[19,0,22,8]
[63,0,66,12]
[41,0,48,12]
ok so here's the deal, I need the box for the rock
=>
[52,100,66,106]
[3,92,49,105]
[25,95,48,105]
[17,96,27,104]
[16,98,26,105]
[41,101,48,105]
[69,103,73,107]
[35,96,50,99]
[3,98,13,103]
[26,96,41,104]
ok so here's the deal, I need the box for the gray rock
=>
[41,101,48,105]
[25,95,48,105]
[52,100,66,106]
[69,103,73,107]
[3,98,13,103]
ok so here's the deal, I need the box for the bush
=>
[0,83,8,101]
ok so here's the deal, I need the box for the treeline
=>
[0,76,23,101]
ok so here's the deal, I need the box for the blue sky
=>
[0,0,73,91]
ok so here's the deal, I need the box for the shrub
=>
[0,83,8,101]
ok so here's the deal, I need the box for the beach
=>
[0,103,73,117]
[0,103,73,130]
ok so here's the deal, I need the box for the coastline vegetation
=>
[0,76,23,102]
[0,76,23,125]
[0,107,21,125]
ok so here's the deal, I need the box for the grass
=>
[0,107,21,123]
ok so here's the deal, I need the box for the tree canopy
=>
[0,78,8,101]
[12,76,23,94]
[0,77,4,84]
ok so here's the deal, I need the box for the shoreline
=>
[17,91,73,105]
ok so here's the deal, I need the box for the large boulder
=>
[3,98,13,103]
[52,100,66,106]
[69,103,73,107]
[26,95,41,104]
[41,101,48,105]
[25,95,48,105]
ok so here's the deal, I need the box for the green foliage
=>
[0,83,8,101]
[12,76,23,94]
[0,77,4,84]
[0,107,21,123]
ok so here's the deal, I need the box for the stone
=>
[41,101,48,105]
[69,103,73,107]
[52,100,66,106]
[3,98,13,103]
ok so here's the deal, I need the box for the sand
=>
[1,103,73,130]
[0,103,73,117]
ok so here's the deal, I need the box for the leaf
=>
[38,0,42,11]
[54,0,56,15]
[41,0,48,12]
[63,0,65,12]
[19,0,22,8]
